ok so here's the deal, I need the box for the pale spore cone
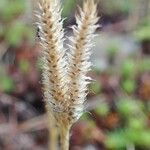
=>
[67,0,99,124]
[37,0,99,130]
[36,0,70,127]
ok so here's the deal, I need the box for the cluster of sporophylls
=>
[36,0,99,149]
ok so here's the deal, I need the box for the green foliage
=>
[106,98,150,149]
[0,0,34,46]
[138,58,150,72]
[0,0,26,21]
[5,22,33,46]
[139,130,150,147]
[19,59,30,73]
[127,117,146,130]
[134,23,150,41]
[122,79,136,93]
[107,128,150,149]
[62,0,76,17]
[89,82,101,94]
[126,129,150,147]
[0,75,14,92]
[117,98,143,116]
[102,0,132,16]
[121,59,135,78]
[106,130,128,149]
[95,102,110,116]
[80,113,90,120]
[107,42,119,56]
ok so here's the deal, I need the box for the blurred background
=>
[0,0,150,149]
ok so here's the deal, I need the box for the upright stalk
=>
[46,106,58,150]
[59,125,70,150]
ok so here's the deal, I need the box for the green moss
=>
[121,60,136,78]
[19,59,30,73]
[134,25,150,41]
[89,82,101,94]
[1,0,26,21]
[122,79,136,93]
[117,99,143,116]
[95,102,110,116]
[106,130,128,149]
[0,76,14,92]
[5,22,33,46]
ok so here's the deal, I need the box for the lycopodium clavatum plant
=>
[36,0,99,149]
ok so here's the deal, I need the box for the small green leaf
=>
[89,82,101,94]
[138,58,150,72]
[95,102,110,116]
[80,113,90,120]
[117,99,143,116]
[122,79,136,93]
[126,129,150,147]
[121,60,135,78]
[128,118,146,130]
[1,0,26,21]
[139,130,150,147]
[107,43,119,56]
[62,0,76,17]
[134,24,150,41]
[126,128,141,144]
[0,76,14,92]
[19,59,30,73]
[5,22,33,46]
[106,131,128,149]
